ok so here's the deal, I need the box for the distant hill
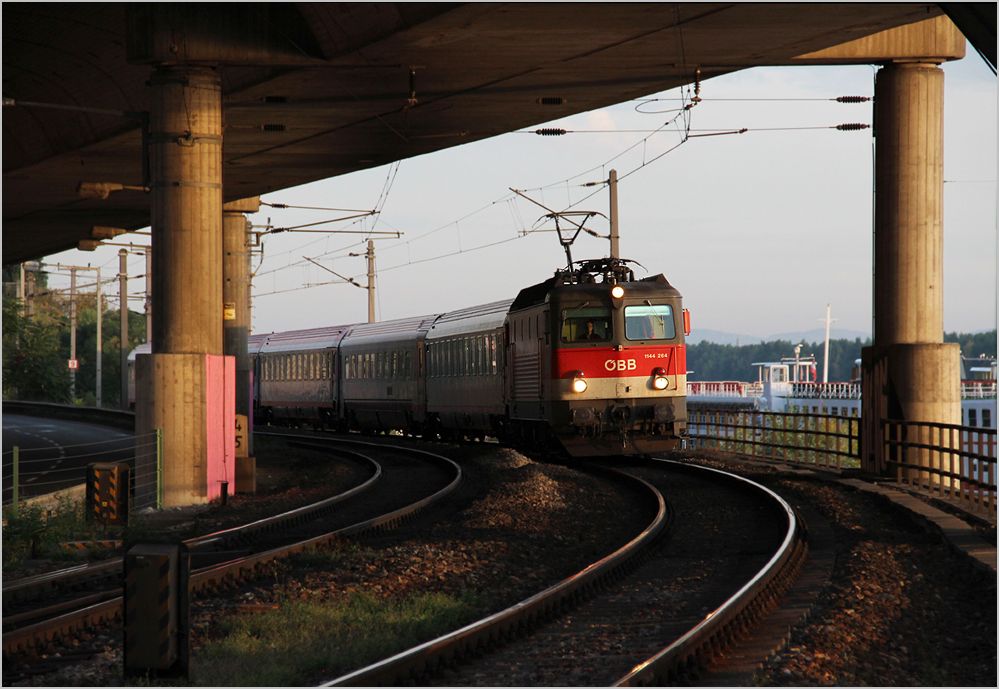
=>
[765,327,870,344]
[685,329,762,345]
[688,327,868,346]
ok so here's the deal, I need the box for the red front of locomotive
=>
[548,273,688,456]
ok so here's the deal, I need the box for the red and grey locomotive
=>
[505,257,688,455]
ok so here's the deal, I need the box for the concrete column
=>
[874,63,944,344]
[862,61,961,481]
[137,64,229,507]
[150,65,223,356]
[223,197,259,493]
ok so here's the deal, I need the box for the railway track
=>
[2,435,462,668]
[322,458,805,686]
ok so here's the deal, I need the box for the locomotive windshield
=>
[625,304,676,340]
[561,306,612,343]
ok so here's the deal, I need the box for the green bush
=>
[194,590,478,686]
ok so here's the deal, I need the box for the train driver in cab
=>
[578,319,603,341]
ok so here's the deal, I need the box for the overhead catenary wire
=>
[250,79,874,293]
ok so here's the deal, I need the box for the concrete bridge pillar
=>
[135,65,234,507]
[223,197,260,493]
[862,61,961,481]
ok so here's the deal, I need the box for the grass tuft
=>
[193,590,477,686]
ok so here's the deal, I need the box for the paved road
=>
[2,414,134,503]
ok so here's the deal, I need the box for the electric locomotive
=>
[506,257,688,455]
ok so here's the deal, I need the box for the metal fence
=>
[2,430,162,515]
[883,419,996,514]
[687,408,861,470]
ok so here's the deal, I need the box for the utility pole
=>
[119,249,129,409]
[302,232,401,325]
[144,248,152,343]
[96,268,103,407]
[822,304,833,384]
[366,239,376,323]
[53,263,105,404]
[608,168,620,259]
[69,268,77,400]
[17,263,25,307]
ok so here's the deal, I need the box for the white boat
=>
[686,345,996,433]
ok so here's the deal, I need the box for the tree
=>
[2,298,71,402]
[67,299,145,407]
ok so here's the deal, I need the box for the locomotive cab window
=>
[561,307,612,343]
[624,305,676,341]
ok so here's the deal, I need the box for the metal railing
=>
[961,380,998,399]
[2,430,162,515]
[882,419,996,514]
[687,408,861,470]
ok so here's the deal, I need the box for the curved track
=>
[322,459,804,686]
[2,436,461,662]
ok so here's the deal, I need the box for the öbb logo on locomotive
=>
[130,257,691,457]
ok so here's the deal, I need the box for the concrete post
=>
[119,250,129,409]
[69,268,77,400]
[862,62,961,482]
[608,168,619,260]
[96,267,102,408]
[144,249,152,344]
[366,239,376,323]
[136,64,230,507]
[223,197,259,493]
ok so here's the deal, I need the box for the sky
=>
[39,47,997,342]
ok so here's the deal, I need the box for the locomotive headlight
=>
[652,367,669,390]
[571,372,588,393]
[610,285,625,299]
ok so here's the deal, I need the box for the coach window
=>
[561,307,612,343]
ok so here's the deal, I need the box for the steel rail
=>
[322,465,668,687]
[322,460,804,687]
[612,459,806,686]
[2,437,378,609]
[3,439,459,655]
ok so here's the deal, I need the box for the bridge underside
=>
[2,3,976,505]
[2,2,960,262]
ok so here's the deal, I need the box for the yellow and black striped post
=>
[124,543,190,679]
[86,462,131,525]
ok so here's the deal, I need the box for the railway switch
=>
[124,543,190,679]
[86,462,130,525]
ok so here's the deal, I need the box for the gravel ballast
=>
[6,443,995,686]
